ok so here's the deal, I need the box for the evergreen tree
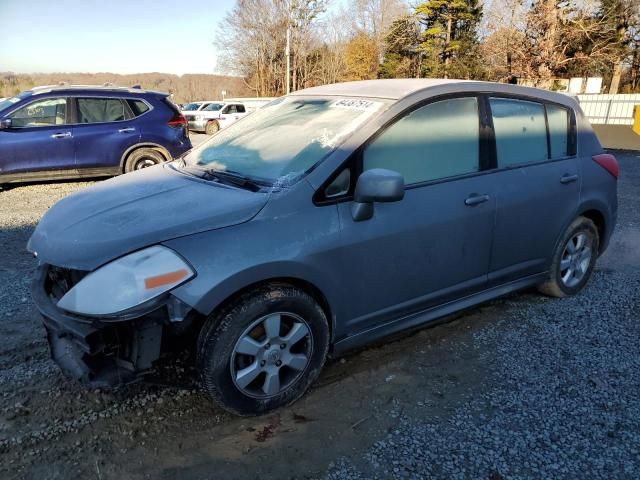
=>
[379,16,422,78]
[415,0,483,78]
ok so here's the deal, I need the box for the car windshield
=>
[182,96,389,184]
[182,103,201,111]
[203,103,223,111]
[0,93,29,112]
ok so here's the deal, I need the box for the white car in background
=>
[180,101,217,116]
[184,102,249,135]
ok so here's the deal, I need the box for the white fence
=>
[576,94,640,125]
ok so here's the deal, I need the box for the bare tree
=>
[481,0,527,81]
[348,0,408,61]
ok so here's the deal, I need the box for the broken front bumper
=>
[32,265,167,388]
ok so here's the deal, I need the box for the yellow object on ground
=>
[633,105,640,135]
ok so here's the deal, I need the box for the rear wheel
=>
[124,148,165,173]
[205,120,220,135]
[537,216,599,297]
[197,284,330,416]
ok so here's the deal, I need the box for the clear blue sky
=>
[0,0,237,75]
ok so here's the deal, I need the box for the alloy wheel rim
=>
[135,158,157,170]
[230,312,313,399]
[560,232,593,287]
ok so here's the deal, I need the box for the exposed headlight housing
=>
[56,246,195,316]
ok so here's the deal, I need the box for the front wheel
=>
[205,120,220,135]
[537,216,599,297]
[197,284,330,416]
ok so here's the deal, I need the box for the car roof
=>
[291,79,463,99]
[290,79,577,108]
[26,85,167,97]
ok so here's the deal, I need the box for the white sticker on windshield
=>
[330,99,381,111]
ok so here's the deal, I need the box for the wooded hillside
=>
[0,72,252,103]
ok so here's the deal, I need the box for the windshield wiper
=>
[178,165,267,192]
[204,169,266,191]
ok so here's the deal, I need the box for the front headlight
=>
[56,246,195,316]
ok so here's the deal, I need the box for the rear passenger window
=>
[363,97,480,184]
[77,98,127,123]
[127,99,150,116]
[236,104,246,113]
[490,98,547,166]
[546,104,569,158]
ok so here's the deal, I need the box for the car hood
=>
[27,164,269,271]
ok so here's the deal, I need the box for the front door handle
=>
[465,193,490,206]
[118,127,136,133]
[560,174,579,184]
[50,132,72,139]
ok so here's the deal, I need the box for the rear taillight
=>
[592,153,619,179]
[167,114,187,128]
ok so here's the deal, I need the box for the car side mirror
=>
[352,168,405,222]
[0,118,12,130]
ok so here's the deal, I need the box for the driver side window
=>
[363,97,480,185]
[9,97,67,128]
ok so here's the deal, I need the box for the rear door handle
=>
[50,132,72,139]
[464,193,490,206]
[118,127,135,133]
[560,174,579,184]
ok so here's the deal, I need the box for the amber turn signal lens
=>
[144,269,189,289]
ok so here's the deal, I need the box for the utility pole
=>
[285,23,291,94]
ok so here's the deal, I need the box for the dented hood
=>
[27,164,268,271]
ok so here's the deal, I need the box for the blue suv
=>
[0,85,192,186]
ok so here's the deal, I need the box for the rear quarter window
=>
[127,99,150,116]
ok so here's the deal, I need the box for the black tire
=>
[205,120,220,135]
[197,283,330,416]
[537,216,599,298]
[124,148,166,173]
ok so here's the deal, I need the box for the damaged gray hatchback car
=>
[29,79,617,415]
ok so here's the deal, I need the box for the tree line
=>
[0,72,252,103]
[218,0,640,95]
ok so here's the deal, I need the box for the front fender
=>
[170,259,341,330]
[163,186,344,336]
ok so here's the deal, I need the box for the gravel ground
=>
[326,269,640,479]
[0,150,638,479]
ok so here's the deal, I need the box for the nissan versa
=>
[28,79,618,415]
